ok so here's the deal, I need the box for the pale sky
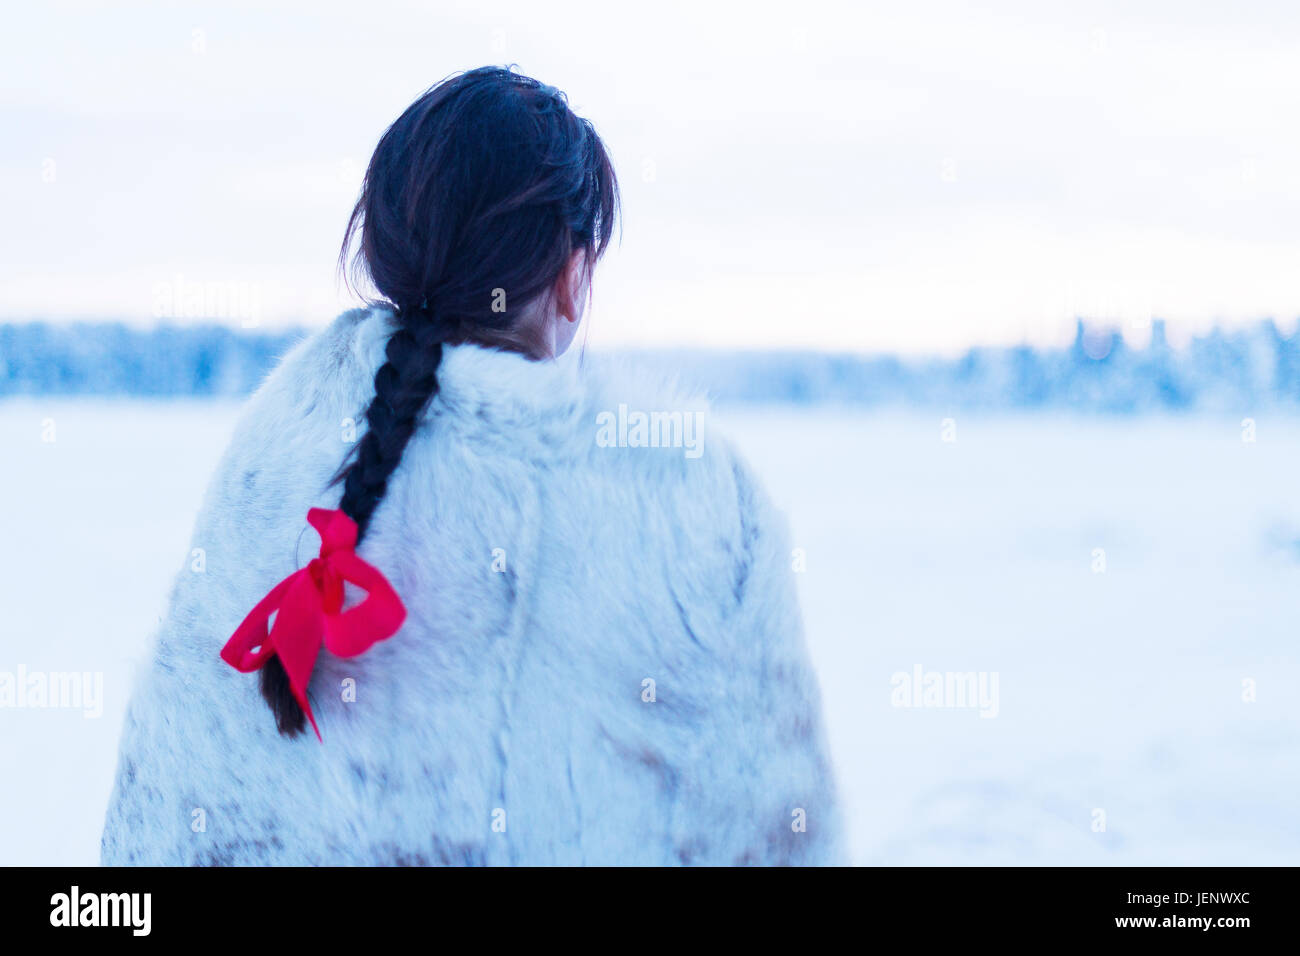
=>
[3,0,1298,353]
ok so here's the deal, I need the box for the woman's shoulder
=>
[244,306,391,418]
[425,335,790,577]
[572,355,791,569]
[580,354,773,495]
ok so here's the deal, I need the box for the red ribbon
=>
[220,508,406,740]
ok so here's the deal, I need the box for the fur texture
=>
[100,307,843,865]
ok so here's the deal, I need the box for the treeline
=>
[0,322,305,397]
[622,319,1300,412]
[2,318,1299,411]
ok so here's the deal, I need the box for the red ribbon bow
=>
[220,508,406,740]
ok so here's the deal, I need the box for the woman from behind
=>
[102,65,842,866]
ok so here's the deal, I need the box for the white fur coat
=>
[100,307,842,865]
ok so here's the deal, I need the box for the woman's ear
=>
[555,249,589,323]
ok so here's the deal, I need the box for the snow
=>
[2,399,1297,865]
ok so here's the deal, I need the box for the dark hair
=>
[261,65,620,735]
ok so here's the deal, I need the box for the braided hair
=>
[261,66,619,735]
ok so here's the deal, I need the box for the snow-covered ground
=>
[1,399,1297,865]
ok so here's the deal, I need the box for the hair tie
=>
[220,508,406,740]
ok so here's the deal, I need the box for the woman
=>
[101,66,841,865]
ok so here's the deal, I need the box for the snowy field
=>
[1,398,1298,866]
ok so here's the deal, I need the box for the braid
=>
[340,314,445,540]
[261,305,445,735]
